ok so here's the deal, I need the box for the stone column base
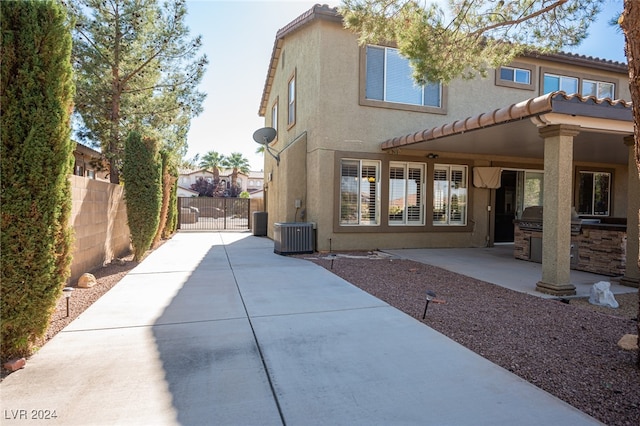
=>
[619,276,640,289]
[536,281,576,296]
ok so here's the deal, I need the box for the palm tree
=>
[199,151,224,181]
[223,152,250,189]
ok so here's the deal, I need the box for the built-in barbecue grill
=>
[516,206,582,235]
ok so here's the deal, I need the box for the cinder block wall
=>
[68,175,131,284]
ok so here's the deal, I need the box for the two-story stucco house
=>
[258,4,639,296]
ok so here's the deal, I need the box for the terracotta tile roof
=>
[524,51,627,73]
[381,92,632,150]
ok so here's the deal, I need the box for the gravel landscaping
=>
[301,252,639,426]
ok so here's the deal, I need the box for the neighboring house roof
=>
[74,141,103,158]
[258,5,629,117]
[177,186,199,196]
[248,170,264,179]
[182,168,214,176]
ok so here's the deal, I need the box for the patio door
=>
[494,169,544,242]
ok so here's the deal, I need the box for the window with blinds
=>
[433,165,467,226]
[389,162,425,225]
[365,45,441,108]
[340,159,381,225]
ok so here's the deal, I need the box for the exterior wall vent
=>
[274,222,314,255]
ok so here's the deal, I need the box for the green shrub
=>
[122,131,161,261]
[1,0,75,359]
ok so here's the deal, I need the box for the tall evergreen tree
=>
[1,0,75,359]
[618,0,640,366]
[341,0,605,83]
[122,131,162,261]
[70,0,207,183]
[152,150,178,247]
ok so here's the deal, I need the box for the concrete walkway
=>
[1,232,602,425]
[384,244,636,299]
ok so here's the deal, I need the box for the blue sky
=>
[184,0,627,170]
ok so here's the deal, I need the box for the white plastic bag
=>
[588,281,619,308]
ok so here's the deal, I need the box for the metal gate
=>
[178,197,251,231]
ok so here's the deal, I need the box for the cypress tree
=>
[1,0,75,359]
[122,131,162,261]
[163,173,179,239]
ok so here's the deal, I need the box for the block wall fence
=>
[68,175,131,284]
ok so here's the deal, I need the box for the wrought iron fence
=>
[178,197,251,231]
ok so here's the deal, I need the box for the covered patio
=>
[382,91,638,295]
[383,244,637,299]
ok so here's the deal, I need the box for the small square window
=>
[495,63,534,90]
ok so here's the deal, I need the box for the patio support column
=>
[621,135,640,288]
[535,124,580,296]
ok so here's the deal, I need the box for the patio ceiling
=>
[381,92,634,165]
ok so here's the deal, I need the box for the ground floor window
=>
[433,164,467,226]
[577,171,610,216]
[389,162,425,225]
[340,159,380,225]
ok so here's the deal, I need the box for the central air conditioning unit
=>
[273,222,314,255]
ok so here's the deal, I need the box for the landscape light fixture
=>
[422,290,437,319]
[252,127,281,166]
[62,287,74,317]
[327,253,337,270]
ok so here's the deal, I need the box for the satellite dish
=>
[252,127,277,145]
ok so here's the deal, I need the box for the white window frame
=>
[543,73,579,94]
[433,164,468,226]
[582,79,615,99]
[340,159,381,226]
[389,161,425,226]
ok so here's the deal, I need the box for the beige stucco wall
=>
[261,15,632,252]
[69,175,131,284]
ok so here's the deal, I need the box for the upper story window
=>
[340,159,380,226]
[389,162,425,226]
[287,73,296,127]
[433,164,467,226]
[582,79,615,99]
[542,68,617,99]
[271,99,278,134]
[500,66,531,84]
[577,170,611,216]
[363,45,443,111]
[543,73,578,94]
[495,62,535,90]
